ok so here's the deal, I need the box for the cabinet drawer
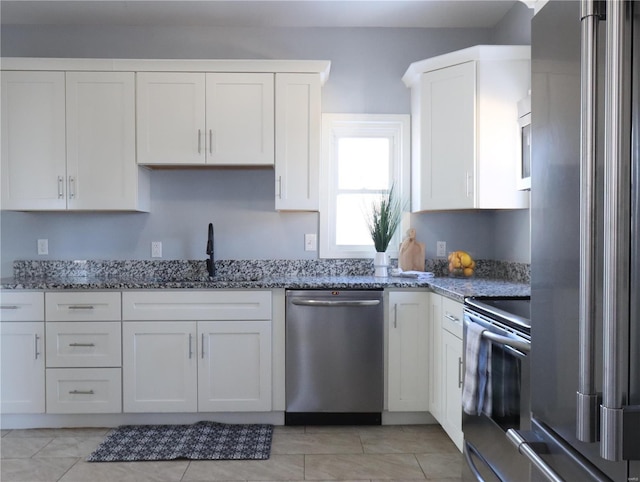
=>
[442,296,463,339]
[46,368,121,413]
[0,292,44,321]
[46,322,121,368]
[46,292,121,321]
[122,290,272,320]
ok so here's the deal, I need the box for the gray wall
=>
[0,3,533,277]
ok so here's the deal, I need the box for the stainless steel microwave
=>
[517,95,531,190]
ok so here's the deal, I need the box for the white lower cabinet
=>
[387,290,429,412]
[122,290,273,413]
[431,293,464,451]
[441,328,463,450]
[43,291,123,414]
[198,321,271,412]
[427,292,443,421]
[0,321,46,414]
[123,321,198,413]
[0,291,46,414]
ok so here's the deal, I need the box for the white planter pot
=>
[374,252,390,277]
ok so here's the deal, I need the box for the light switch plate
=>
[304,234,317,251]
[436,241,447,257]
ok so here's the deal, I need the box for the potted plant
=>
[365,185,402,277]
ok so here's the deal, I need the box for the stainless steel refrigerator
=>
[514,0,640,480]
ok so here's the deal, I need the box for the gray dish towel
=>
[462,322,491,415]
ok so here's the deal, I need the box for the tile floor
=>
[0,424,463,481]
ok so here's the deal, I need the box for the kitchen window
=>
[319,114,410,259]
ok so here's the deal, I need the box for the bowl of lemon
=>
[448,250,475,278]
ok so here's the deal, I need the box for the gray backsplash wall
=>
[0,3,533,277]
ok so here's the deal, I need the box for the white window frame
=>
[319,113,411,259]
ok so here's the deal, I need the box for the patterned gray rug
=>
[87,421,273,462]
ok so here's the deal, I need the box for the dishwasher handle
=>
[291,299,381,307]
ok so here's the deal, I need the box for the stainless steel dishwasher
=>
[285,289,384,425]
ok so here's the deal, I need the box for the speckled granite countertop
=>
[0,259,530,302]
[0,275,529,303]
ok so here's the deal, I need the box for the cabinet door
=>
[275,73,320,210]
[205,73,274,166]
[441,328,463,451]
[0,322,45,413]
[1,71,67,210]
[427,293,443,421]
[416,61,475,211]
[387,291,429,412]
[66,72,140,210]
[123,322,197,412]
[137,72,206,165]
[198,321,272,412]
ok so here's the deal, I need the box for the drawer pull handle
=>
[69,390,94,395]
[69,343,96,347]
[188,333,193,359]
[0,305,19,310]
[444,313,460,323]
[35,334,41,359]
[458,357,463,388]
[68,305,95,310]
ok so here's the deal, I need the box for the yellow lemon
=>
[463,267,474,277]
[460,252,472,268]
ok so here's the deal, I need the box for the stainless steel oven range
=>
[462,297,532,482]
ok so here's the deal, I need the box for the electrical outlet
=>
[304,234,317,252]
[151,241,162,258]
[436,241,447,257]
[37,239,49,255]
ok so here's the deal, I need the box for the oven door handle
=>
[464,317,530,354]
[507,429,564,482]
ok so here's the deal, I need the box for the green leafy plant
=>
[365,185,402,252]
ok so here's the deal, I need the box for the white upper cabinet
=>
[1,71,67,210]
[403,45,530,212]
[1,70,150,211]
[136,72,206,165]
[137,72,274,166]
[206,73,274,166]
[274,73,321,211]
[66,72,149,211]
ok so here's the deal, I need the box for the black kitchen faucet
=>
[206,223,215,277]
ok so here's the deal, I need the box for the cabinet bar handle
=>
[57,176,64,199]
[198,129,202,154]
[188,333,193,359]
[277,176,282,199]
[209,130,215,154]
[0,305,19,310]
[444,313,460,323]
[201,333,205,359]
[394,304,398,328]
[466,171,472,198]
[458,357,463,388]
[69,390,94,395]
[34,334,40,360]
[68,176,75,199]
[69,342,95,347]
[67,305,95,310]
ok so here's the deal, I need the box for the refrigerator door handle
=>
[601,0,632,463]
[577,0,604,444]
